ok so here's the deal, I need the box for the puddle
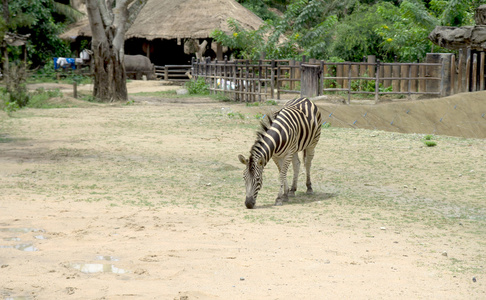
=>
[0,243,38,251]
[71,263,128,274]
[2,237,21,242]
[0,228,45,233]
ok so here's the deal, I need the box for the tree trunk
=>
[91,39,127,102]
[86,0,141,102]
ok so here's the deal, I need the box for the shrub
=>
[185,77,209,95]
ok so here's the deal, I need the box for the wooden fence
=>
[192,51,486,103]
[155,65,191,81]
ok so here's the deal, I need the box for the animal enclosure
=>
[192,50,486,103]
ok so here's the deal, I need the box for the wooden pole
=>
[410,60,418,93]
[480,52,485,91]
[270,60,275,99]
[400,64,409,93]
[73,82,77,99]
[342,64,349,89]
[347,64,352,104]
[392,60,400,92]
[450,54,456,95]
[466,48,471,92]
[472,53,478,92]
[375,60,380,104]
[458,49,464,92]
[383,64,391,88]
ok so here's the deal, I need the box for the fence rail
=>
[192,51,486,103]
[155,65,191,81]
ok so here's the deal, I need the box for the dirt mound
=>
[314,91,486,139]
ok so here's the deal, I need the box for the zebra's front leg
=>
[274,156,291,206]
[304,147,316,194]
[289,153,300,197]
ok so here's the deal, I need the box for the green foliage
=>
[423,134,437,147]
[424,140,437,147]
[227,112,245,119]
[28,60,92,85]
[1,0,73,67]
[2,63,30,112]
[222,0,486,63]
[27,88,63,108]
[185,77,209,95]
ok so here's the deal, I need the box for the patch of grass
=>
[130,90,178,97]
[423,134,437,147]
[227,112,245,119]
[26,88,65,108]
[322,122,331,128]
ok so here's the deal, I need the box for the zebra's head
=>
[238,154,264,209]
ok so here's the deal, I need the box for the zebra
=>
[238,97,323,209]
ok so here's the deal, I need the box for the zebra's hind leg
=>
[304,147,316,194]
[289,153,300,197]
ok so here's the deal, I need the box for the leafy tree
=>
[0,0,83,67]
[219,0,486,62]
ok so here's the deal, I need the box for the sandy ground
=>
[1,82,485,299]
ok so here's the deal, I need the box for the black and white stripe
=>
[238,97,323,208]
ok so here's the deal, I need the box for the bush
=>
[185,77,209,95]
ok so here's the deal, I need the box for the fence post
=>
[342,64,349,90]
[258,60,262,102]
[480,52,485,91]
[458,49,464,92]
[270,60,275,99]
[375,60,380,104]
[277,62,281,100]
[336,64,344,89]
[392,57,400,92]
[450,55,455,95]
[319,60,324,96]
[400,64,409,93]
[472,53,478,92]
[347,64,352,104]
[290,59,295,90]
[466,48,471,92]
[367,55,376,77]
[426,53,452,97]
[410,59,419,93]
[164,66,168,81]
[407,63,412,99]
[383,63,391,88]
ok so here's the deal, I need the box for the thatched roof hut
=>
[61,0,264,65]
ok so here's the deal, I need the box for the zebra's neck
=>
[251,131,277,165]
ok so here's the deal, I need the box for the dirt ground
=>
[1,82,485,299]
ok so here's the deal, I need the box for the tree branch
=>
[97,0,113,27]
[86,0,107,44]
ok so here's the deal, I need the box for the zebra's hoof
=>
[274,200,283,206]
[306,188,314,195]
[288,190,295,197]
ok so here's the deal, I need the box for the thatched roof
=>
[60,0,264,41]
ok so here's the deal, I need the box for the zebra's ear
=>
[238,154,248,165]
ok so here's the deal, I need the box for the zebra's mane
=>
[250,110,280,157]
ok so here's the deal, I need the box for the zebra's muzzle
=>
[245,196,255,209]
